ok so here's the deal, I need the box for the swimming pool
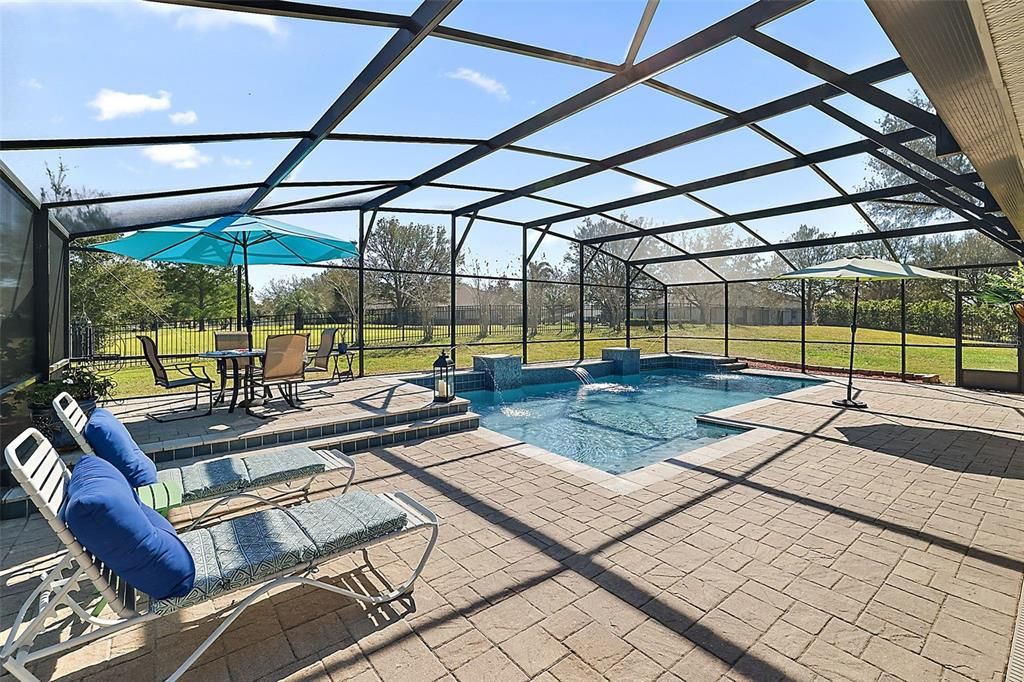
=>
[463,370,819,475]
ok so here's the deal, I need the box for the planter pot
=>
[1011,301,1024,326]
[29,397,96,451]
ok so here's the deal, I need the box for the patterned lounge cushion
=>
[288,492,409,559]
[150,492,408,615]
[241,447,326,488]
[179,457,250,502]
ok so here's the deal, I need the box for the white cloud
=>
[631,179,661,195]
[445,67,509,101]
[21,77,43,90]
[140,2,282,36]
[142,144,210,169]
[169,110,198,125]
[89,88,171,121]
[222,155,252,168]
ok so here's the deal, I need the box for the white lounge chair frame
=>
[52,392,356,518]
[2,428,439,682]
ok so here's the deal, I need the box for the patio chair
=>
[213,330,253,402]
[52,392,356,524]
[300,327,339,398]
[1,427,438,682]
[137,335,214,422]
[251,333,309,411]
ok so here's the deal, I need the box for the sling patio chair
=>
[212,330,254,404]
[300,327,340,398]
[1,427,438,682]
[52,392,355,525]
[250,333,309,412]
[137,335,214,422]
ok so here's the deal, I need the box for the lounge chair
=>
[52,392,355,524]
[1,427,438,682]
[137,335,214,422]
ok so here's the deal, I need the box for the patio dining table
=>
[198,349,265,414]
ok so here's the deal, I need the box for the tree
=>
[257,275,327,316]
[765,224,846,323]
[525,259,557,336]
[157,263,235,328]
[41,162,166,327]
[364,218,458,342]
[562,220,628,333]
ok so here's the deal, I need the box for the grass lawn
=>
[89,323,1016,398]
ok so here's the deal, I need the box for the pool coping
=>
[472,369,840,496]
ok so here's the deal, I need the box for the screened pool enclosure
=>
[2,0,1023,395]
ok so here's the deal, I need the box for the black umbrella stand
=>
[833,277,868,409]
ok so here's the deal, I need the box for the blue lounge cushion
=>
[83,408,157,488]
[62,456,195,600]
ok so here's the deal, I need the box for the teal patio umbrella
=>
[776,256,962,409]
[94,214,358,345]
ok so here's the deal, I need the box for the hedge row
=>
[815,298,1017,342]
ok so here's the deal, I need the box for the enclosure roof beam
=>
[42,183,264,209]
[237,0,462,215]
[740,29,941,136]
[812,101,991,204]
[152,0,622,73]
[527,126,933,229]
[362,0,811,210]
[630,219,989,266]
[581,173,983,245]
[623,0,659,66]
[455,58,907,216]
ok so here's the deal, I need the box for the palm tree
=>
[526,260,556,336]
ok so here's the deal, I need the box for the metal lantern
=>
[432,351,455,403]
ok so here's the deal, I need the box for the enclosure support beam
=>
[800,280,806,373]
[740,30,940,136]
[624,0,659,66]
[625,267,632,348]
[366,0,810,210]
[32,208,51,378]
[581,174,982,245]
[526,128,934,230]
[457,58,906,217]
[900,280,907,380]
[663,284,669,355]
[357,211,365,377]
[724,282,730,358]
[521,226,528,363]
[238,0,462,214]
[450,214,457,367]
[629,219,986,265]
[453,213,477,257]
[579,244,586,362]
[813,102,990,205]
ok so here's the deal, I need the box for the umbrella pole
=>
[235,266,243,331]
[833,278,868,409]
[243,241,253,349]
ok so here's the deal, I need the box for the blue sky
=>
[1,0,927,286]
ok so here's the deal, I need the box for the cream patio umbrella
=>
[776,256,963,409]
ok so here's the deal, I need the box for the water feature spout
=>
[566,366,595,384]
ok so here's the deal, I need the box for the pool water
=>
[463,370,819,474]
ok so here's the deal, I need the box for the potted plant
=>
[24,366,115,450]
[978,262,1024,325]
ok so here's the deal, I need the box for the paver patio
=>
[2,376,1022,681]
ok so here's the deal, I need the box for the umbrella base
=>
[832,398,868,409]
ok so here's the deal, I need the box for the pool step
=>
[720,361,748,371]
[0,412,479,520]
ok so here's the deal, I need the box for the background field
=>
[83,320,1017,398]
